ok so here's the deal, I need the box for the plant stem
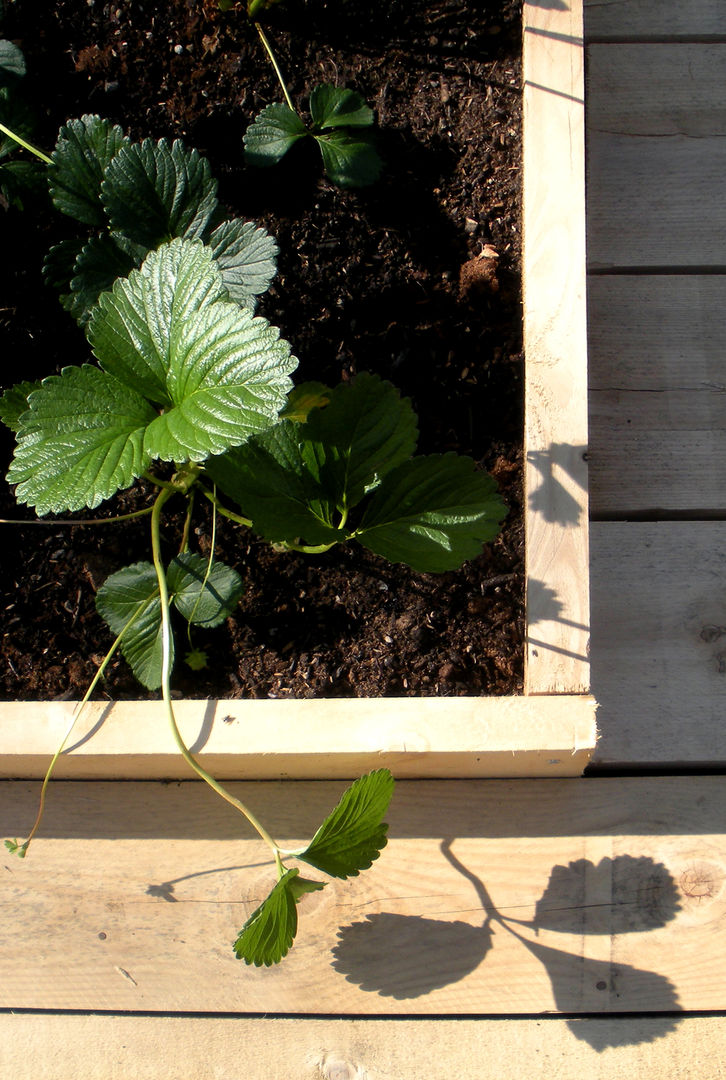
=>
[11,608,143,855]
[149,488,282,860]
[255,23,295,113]
[0,123,52,164]
[197,483,253,528]
[0,506,154,526]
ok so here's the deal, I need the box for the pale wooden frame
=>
[0,1,595,780]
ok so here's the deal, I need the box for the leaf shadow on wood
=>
[332,841,684,1048]
[527,443,588,527]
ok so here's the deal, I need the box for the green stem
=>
[198,483,253,528]
[255,23,295,112]
[0,506,154,527]
[283,539,338,555]
[10,606,145,856]
[149,488,282,860]
[179,489,195,554]
[0,122,52,164]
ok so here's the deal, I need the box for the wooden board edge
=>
[522,0,591,695]
[2,1013,724,1080]
[0,695,598,779]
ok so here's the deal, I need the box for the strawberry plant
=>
[1,113,506,965]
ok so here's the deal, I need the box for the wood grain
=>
[584,0,726,39]
[590,522,726,765]
[1,777,723,1013]
[0,696,598,780]
[3,1013,726,1080]
[523,0,591,693]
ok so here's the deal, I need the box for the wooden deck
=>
[2,1,726,1074]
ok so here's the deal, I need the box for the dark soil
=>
[0,0,524,701]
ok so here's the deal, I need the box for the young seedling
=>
[1,119,505,966]
[244,83,383,188]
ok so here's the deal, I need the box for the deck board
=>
[584,0,726,39]
[3,1013,726,1080]
[588,275,726,514]
[1,777,724,1013]
[590,523,726,766]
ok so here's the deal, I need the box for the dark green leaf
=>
[0,40,25,86]
[206,218,278,305]
[355,453,507,573]
[243,103,307,168]
[168,552,243,627]
[0,158,43,209]
[0,380,41,431]
[43,237,84,292]
[7,365,157,514]
[95,562,167,690]
[315,129,382,188]
[49,115,128,226]
[280,381,332,423]
[309,85,374,130]
[62,233,139,325]
[207,420,345,546]
[296,769,395,879]
[302,373,417,511]
[233,868,301,966]
[102,137,219,247]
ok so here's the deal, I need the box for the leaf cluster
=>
[234,769,394,965]
[244,85,382,188]
[208,372,507,573]
[44,115,279,324]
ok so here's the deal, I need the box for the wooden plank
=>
[1,777,724,1012]
[0,696,597,780]
[588,44,726,136]
[584,0,726,40]
[587,44,726,269]
[590,522,726,766]
[588,276,726,513]
[523,0,590,694]
[587,132,726,269]
[3,1014,726,1080]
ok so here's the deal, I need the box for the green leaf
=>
[315,129,382,188]
[102,137,219,247]
[184,647,208,671]
[0,41,26,86]
[243,103,308,168]
[88,238,229,406]
[62,233,139,325]
[167,552,243,626]
[95,562,167,690]
[0,157,43,209]
[206,218,278,306]
[355,454,507,573]
[280,381,332,423]
[233,868,301,967]
[7,365,157,514]
[303,373,417,511]
[49,115,129,226]
[309,85,374,130]
[207,420,345,546]
[0,380,41,430]
[296,769,395,879]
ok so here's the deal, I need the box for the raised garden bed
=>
[0,0,595,779]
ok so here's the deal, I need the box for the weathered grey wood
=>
[584,0,726,39]
[586,43,726,269]
[587,134,726,269]
[588,45,726,136]
[523,0,590,693]
[4,1013,726,1080]
[590,522,726,765]
[588,276,726,512]
[2,777,724,1012]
